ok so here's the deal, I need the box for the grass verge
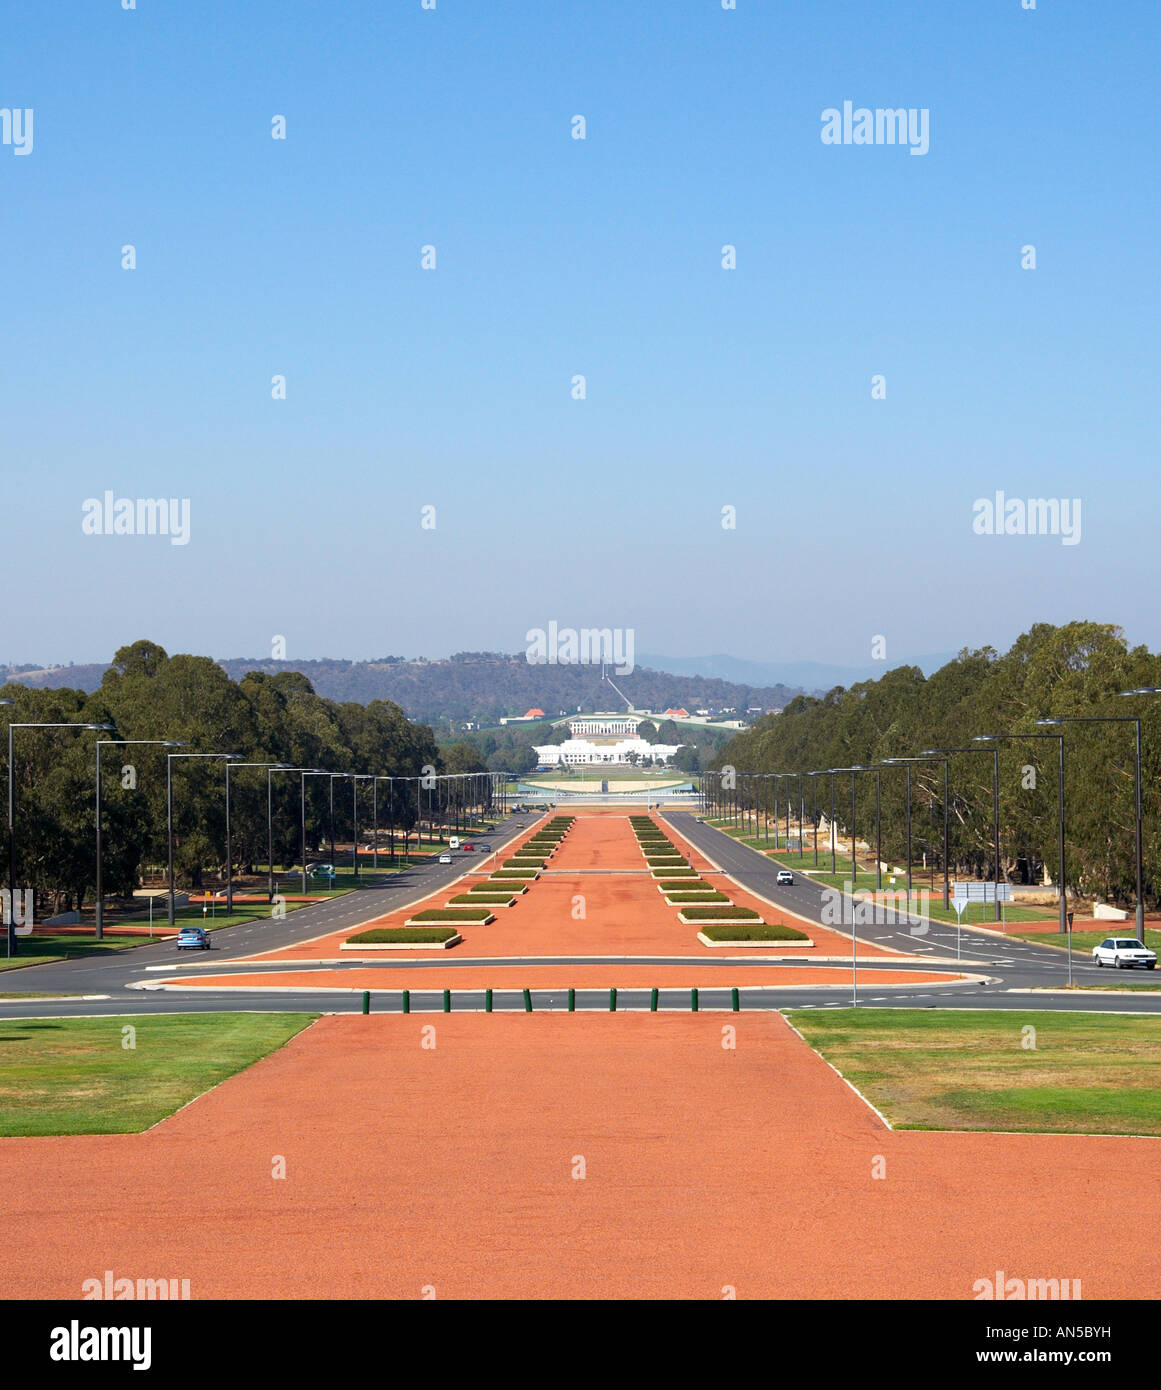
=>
[788,1008,1161,1136]
[0,1013,315,1136]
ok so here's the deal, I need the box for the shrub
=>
[699,922,808,941]
[680,906,762,921]
[409,907,494,922]
[666,891,729,903]
[348,927,459,944]
[448,893,514,905]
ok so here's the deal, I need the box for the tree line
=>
[711,622,1161,909]
[1,640,464,916]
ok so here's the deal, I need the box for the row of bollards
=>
[358,987,743,1013]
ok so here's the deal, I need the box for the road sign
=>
[952,897,968,919]
[952,881,1011,903]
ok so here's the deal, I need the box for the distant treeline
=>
[4,653,800,725]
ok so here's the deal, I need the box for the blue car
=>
[176,927,210,950]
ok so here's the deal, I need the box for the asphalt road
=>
[0,809,1158,1016]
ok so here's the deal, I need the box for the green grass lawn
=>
[1005,927,1161,956]
[0,1013,316,1136]
[788,1008,1161,1136]
[0,933,160,973]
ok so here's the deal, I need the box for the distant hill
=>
[0,652,802,724]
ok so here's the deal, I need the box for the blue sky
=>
[2,0,1158,673]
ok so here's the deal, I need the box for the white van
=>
[448,836,460,850]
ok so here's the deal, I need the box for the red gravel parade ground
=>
[4,812,1158,1300]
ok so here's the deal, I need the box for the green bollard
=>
[485,988,493,1013]
[443,988,451,1013]
[361,990,370,1015]
[402,989,410,1014]
[523,987,532,1012]
[568,987,575,1012]
[731,986,740,1012]
[609,987,617,1012]
[691,987,699,1013]
[650,987,659,1012]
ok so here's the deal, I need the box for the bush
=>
[681,906,762,921]
[409,907,494,922]
[699,922,809,941]
[491,869,539,879]
[657,879,706,890]
[448,893,514,905]
[652,867,697,878]
[666,891,729,903]
[349,926,459,943]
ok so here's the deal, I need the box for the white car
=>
[1092,937,1156,970]
[776,870,794,886]
[438,854,452,865]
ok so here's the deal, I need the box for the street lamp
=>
[299,770,330,893]
[922,746,1001,921]
[166,752,239,926]
[95,738,183,939]
[1039,712,1144,939]
[883,756,949,908]
[974,733,1067,934]
[222,762,298,913]
[849,766,882,891]
[7,718,113,956]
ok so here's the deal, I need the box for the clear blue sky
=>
[3,0,1158,672]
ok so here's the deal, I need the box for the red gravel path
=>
[2,1012,1155,1300]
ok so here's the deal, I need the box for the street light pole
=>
[885,757,950,909]
[923,746,1002,921]
[166,752,238,926]
[7,718,111,955]
[976,733,1067,933]
[96,738,182,939]
[1040,712,1145,939]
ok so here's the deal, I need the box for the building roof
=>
[524,708,545,718]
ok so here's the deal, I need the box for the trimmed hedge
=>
[681,906,762,921]
[652,867,697,878]
[409,907,494,922]
[657,879,707,891]
[486,879,528,893]
[491,869,539,879]
[666,891,729,903]
[700,922,809,942]
[348,926,459,944]
[448,893,515,906]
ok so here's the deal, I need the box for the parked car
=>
[1092,937,1157,970]
[176,927,210,951]
[305,862,335,878]
[438,854,452,865]
[776,870,794,886]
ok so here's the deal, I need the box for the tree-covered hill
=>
[2,652,800,725]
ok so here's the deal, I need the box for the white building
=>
[534,738,683,767]
[567,715,642,737]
